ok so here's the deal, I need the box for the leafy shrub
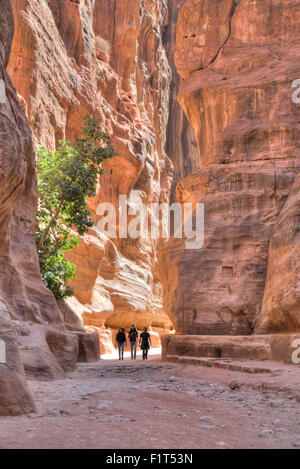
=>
[36,116,117,299]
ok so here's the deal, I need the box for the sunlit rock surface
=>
[8,0,174,341]
[4,0,300,387]
[258,173,300,333]
[0,0,71,414]
[159,0,300,334]
[0,0,64,329]
[0,1,102,415]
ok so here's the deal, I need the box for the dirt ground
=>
[1,352,300,449]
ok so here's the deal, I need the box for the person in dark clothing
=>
[115,328,127,360]
[128,324,138,360]
[139,327,151,360]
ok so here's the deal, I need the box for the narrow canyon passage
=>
[1,358,299,449]
[1,1,300,450]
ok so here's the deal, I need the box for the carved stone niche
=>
[222,266,233,279]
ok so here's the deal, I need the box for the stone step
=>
[167,355,273,374]
[162,334,300,365]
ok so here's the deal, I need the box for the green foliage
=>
[36,116,117,299]
[40,254,77,300]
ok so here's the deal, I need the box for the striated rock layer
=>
[0,0,54,415]
[160,0,300,334]
[259,173,300,333]
[0,0,101,415]
[4,0,300,384]
[0,0,64,330]
[163,0,199,202]
[8,0,174,339]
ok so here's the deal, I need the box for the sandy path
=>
[0,354,300,449]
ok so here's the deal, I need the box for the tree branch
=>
[38,199,63,251]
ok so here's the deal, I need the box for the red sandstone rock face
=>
[0,0,63,328]
[163,0,199,202]
[8,0,174,339]
[159,0,300,334]
[0,1,99,414]
[0,318,36,416]
[5,0,300,348]
[258,173,300,333]
[0,0,40,413]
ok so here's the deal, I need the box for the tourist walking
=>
[128,324,139,360]
[139,327,151,360]
[115,328,127,360]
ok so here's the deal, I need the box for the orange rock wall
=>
[159,0,300,334]
[6,0,300,339]
[0,0,63,327]
[0,0,72,416]
[8,0,174,334]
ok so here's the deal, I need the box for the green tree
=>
[36,116,117,299]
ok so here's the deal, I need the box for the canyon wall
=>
[3,0,300,387]
[163,0,199,202]
[0,0,35,414]
[159,0,300,334]
[0,0,64,332]
[0,0,101,415]
[0,0,67,415]
[8,0,174,340]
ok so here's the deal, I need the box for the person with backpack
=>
[139,327,151,360]
[115,328,127,360]
[128,324,139,360]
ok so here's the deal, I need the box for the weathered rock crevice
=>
[195,0,240,73]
